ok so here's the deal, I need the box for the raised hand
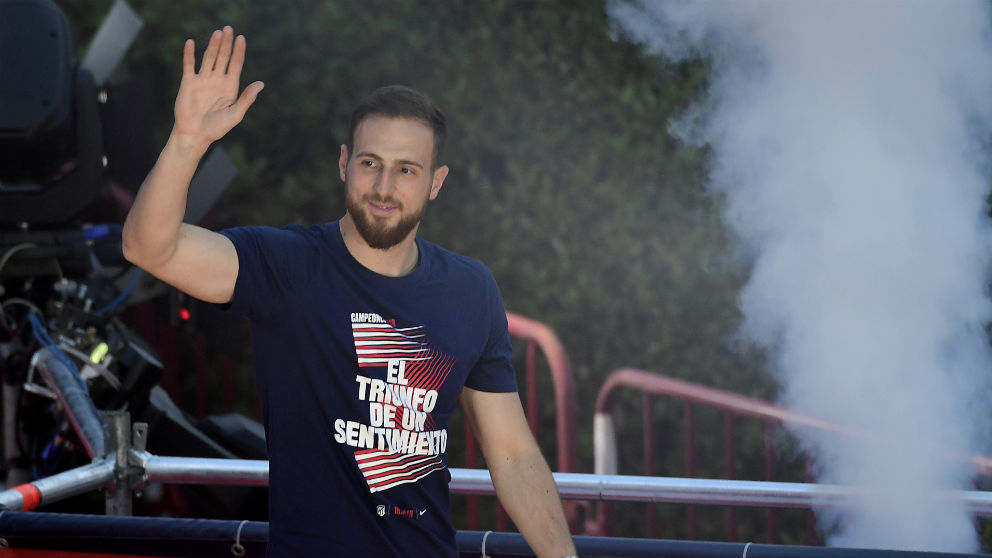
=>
[173,26,264,146]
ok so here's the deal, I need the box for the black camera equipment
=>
[0,0,263,519]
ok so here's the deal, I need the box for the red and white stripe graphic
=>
[355,449,445,493]
[352,321,430,367]
[349,314,458,492]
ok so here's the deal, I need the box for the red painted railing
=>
[588,368,992,542]
[587,368,854,542]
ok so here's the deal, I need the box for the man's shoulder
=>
[420,237,496,285]
[220,221,337,250]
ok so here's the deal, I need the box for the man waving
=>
[123,26,577,558]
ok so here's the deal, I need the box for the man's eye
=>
[400,167,413,174]
[362,160,375,167]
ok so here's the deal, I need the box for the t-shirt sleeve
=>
[218,225,317,321]
[464,270,518,393]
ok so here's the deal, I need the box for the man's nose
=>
[373,168,396,197]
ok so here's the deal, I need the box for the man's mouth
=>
[367,199,399,215]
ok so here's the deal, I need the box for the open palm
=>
[174,26,263,145]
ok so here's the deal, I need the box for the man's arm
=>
[122,26,263,304]
[460,387,577,558]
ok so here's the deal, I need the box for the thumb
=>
[234,81,265,116]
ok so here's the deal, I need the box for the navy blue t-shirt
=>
[219,221,517,557]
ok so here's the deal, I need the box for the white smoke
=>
[609,0,992,552]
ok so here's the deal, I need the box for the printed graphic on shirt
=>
[334,312,455,493]
[351,313,430,367]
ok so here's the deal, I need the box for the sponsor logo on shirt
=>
[373,503,426,520]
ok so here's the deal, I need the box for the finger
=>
[199,29,222,74]
[215,25,234,72]
[227,35,247,78]
[182,39,195,77]
[233,81,265,119]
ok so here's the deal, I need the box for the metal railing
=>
[5,361,992,554]
[589,367,992,542]
[590,368,830,540]
[1,511,986,558]
[7,449,992,516]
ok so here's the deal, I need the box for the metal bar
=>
[103,411,132,516]
[641,393,654,538]
[725,411,735,541]
[0,459,114,510]
[0,510,266,557]
[147,459,992,515]
[136,453,268,486]
[526,340,538,438]
[764,421,776,543]
[11,455,992,520]
[452,471,992,518]
[34,348,105,459]
[590,412,615,536]
[805,455,816,544]
[0,513,984,558]
[684,402,696,539]
[595,368,850,435]
[457,530,988,558]
[724,412,734,480]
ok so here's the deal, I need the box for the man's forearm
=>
[490,446,577,558]
[122,131,210,268]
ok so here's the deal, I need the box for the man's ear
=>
[429,165,449,200]
[339,145,349,182]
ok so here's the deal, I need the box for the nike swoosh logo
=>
[419,509,427,516]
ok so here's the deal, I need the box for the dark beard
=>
[346,192,427,250]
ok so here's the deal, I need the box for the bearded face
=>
[339,115,447,252]
[344,185,428,250]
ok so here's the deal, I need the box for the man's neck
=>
[339,214,420,277]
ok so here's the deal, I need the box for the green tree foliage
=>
[60,0,789,540]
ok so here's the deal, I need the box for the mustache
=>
[363,194,401,207]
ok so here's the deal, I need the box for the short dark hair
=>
[347,85,447,169]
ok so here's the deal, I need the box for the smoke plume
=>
[609,0,992,551]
